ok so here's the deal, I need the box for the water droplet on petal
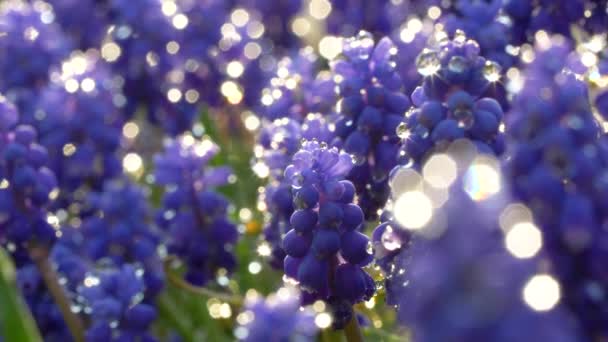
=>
[453,29,467,44]
[483,61,502,82]
[351,153,366,166]
[454,109,475,129]
[416,49,440,76]
[381,225,402,251]
[396,122,410,139]
[448,56,467,73]
[366,241,373,255]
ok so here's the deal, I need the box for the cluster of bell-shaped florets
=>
[0,96,58,250]
[441,0,514,67]
[398,31,506,170]
[257,47,336,121]
[282,140,375,327]
[76,264,158,342]
[77,180,165,297]
[25,53,124,201]
[504,0,608,45]
[373,143,585,341]
[0,1,72,95]
[330,31,410,219]
[154,134,239,285]
[255,115,333,268]
[235,287,317,341]
[505,35,608,339]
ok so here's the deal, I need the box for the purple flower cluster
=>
[257,47,335,121]
[0,1,71,109]
[230,0,303,47]
[154,135,238,285]
[256,116,331,268]
[504,0,608,43]
[78,264,158,342]
[399,32,506,169]
[0,98,57,250]
[505,36,608,339]
[282,140,375,327]
[383,172,583,342]
[45,0,108,49]
[235,287,317,341]
[27,53,124,198]
[441,0,514,67]
[330,31,409,218]
[78,180,164,296]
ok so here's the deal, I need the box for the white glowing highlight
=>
[523,274,561,312]
[393,191,433,230]
[123,153,143,173]
[422,154,458,189]
[505,222,543,259]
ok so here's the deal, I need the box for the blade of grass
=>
[0,248,43,342]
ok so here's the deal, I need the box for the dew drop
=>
[453,29,467,44]
[351,153,366,166]
[381,225,402,251]
[448,56,467,73]
[413,124,429,139]
[483,61,502,82]
[416,49,441,76]
[454,109,475,129]
[396,122,409,139]
[366,241,373,255]
[293,173,304,189]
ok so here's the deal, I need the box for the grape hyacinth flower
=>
[79,180,164,296]
[380,156,584,341]
[441,0,515,67]
[154,134,238,285]
[171,0,228,109]
[46,0,109,49]
[29,53,124,199]
[283,141,375,327]
[77,264,158,342]
[0,0,71,110]
[257,47,335,121]
[330,31,410,218]
[0,0,70,88]
[372,143,583,339]
[255,115,333,268]
[100,0,200,135]
[214,7,274,108]
[325,0,392,37]
[230,0,303,48]
[384,0,441,28]
[503,0,608,44]
[398,31,506,170]
[0,99,58,250]
[391,16,433,96]
[235,287,317,341]
[505,35,608,339]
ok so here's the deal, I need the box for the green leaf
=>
[0,248,43,342]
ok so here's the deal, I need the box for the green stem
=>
[156,294,194,342]
[28,244,85,342]
[164,259,243,306]
[343,314,364,342]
